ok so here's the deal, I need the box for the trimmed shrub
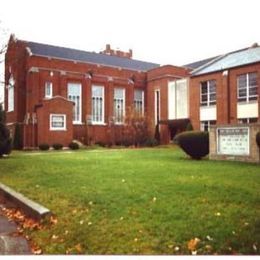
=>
[175,131,209,160]
[186,122,193,131]
[13,123,23,150]
[144,137,159,147]
[52,143,63,150]
[69,141,79,150]
[0,105,12,157]
[256,132,260,148]
[39,143,50,151]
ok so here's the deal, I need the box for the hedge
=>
[175,131,209,160]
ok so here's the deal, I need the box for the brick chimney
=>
[100,44,133,59]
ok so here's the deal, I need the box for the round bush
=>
[256,132,260,148]
[69,142,79,150]
[175,131,209,160]
[39,143,49,151]
[52,143,63,150]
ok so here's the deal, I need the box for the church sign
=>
[217,127,249,156]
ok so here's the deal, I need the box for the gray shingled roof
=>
[192,46,260,76]
[183,56,219,70]
[25,41,160,72]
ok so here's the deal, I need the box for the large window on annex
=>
[68,83,82,124]
[237,72,257,102]
[92,85,104,124]
[114,88,125,124]
[200,80,216,106]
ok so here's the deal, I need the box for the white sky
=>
[1,0,260,101]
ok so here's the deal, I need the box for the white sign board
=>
[217,127,249,156]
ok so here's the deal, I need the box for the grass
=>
[0,146,259,255]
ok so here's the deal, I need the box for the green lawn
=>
[0,146,259,255]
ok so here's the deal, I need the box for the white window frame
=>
[45,81,53,98]
[92,85,105,125]
[67,83,82,124]
[134,89,144,116]
[154,89,160,125]
[50,114,66,131]
[114,88,125,124]
[237,72,258,102]
[7,85,14,112]
[7,76,15,112]
[200,80,216,107]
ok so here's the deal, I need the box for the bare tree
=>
[0,20,10,103]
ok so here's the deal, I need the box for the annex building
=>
[4,35,260,148]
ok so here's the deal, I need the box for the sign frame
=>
[216,126,250,156]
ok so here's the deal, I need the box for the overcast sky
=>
[1,0,260,101]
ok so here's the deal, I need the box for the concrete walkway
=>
[0,205,31,255]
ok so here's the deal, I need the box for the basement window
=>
[200,120,216,132]
[50,114,66,130]
[238,118,258,124]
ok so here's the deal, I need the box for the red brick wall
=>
[5,36,27,123]
[36,97,73,147]
[189,63,260,130]
[146,65,190,144]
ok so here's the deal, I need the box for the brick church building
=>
[4,35,260,148]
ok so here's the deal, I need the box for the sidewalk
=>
[0,205,31,255]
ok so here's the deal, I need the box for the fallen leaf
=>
[75,243,83,253]
[205,245,212,251]
[65,230,69,235]
[188,238,200,251]
[32,248,42,255]
[174,246,180,252]
[50,216,58,225]
[206,235,213,241]
[52,234,59,240]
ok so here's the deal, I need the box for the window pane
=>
[209,93,216,101]
[92,86,103,97]
[201,94,208,102]
[249,72,257,86]
[239,88,247,97]
[114,88,125,123]
[238,74,247,88]
[201,82,208,94]
[209,80,216,92]
[134,89,143,100]
[68,83,81,123]
[92,86,104,123]
[249,86,257,96]
[51,115,65,129]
